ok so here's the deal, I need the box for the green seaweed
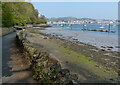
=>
[59,46,118,78]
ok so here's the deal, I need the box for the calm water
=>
[49,24,119,36]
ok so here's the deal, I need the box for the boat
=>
[61,24,64,27]
[100,26,104,28]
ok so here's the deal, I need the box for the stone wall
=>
[1,27,15,36]
[16,30,79,84]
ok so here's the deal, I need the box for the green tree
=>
[2,2,47,27]
[0,2,2,27]
[2,2,41,27]
[37,17,47,24]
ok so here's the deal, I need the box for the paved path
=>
[2,32,38,83]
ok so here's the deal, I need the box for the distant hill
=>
[47,17,96,22]
[47,17,78,22]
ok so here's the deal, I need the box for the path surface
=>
[2,32,38,83]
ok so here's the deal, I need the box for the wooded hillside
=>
[2,2,47,27]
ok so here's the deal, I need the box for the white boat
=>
[100,26,104,28]
[100,24,105,28]
[61,24,63,26]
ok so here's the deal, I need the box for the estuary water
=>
[40,24,119,52]
[50,24,119,35]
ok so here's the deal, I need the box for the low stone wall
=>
[16,30,79,84]
[1,27,15,36]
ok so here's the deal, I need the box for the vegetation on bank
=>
[0,2,2,27]
[2,2,47,27]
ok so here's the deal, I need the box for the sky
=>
[31,2,118,20]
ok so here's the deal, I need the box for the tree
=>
[0,2,2,27]
[40,15,46,20]
[37,17,47,24]
[2,2,41,27]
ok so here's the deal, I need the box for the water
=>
[49,24,119,36]
[40,24,119,52]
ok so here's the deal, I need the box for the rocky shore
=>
[40,28,118,52]
[16,28,120,84]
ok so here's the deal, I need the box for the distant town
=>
[47,17,119,24]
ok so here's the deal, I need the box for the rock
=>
[47,58,58,67]
[59,69,70,77]
[101,46,106,48]
[101,49,105,51]
[73,38,78,41]
[66,80,79,85]
[95,65,99,68]
[65,61,69,63]
[109,78,114,81]
[107,48,111,50]
[107,46,113,48]
[43,36,48,39]
[70,74,78,80]
[49,63,60,72]
[49,37,52,39]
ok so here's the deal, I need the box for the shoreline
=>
[40,28,119,53]
[19,28,120,83]
[39,30,119,70]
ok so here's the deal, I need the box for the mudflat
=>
[23,28,120,83]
